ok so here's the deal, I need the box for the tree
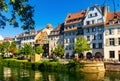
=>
[53,45,64,57]
[0,44,4,53]
[0,0,35,30]
[21,44,34,55]
[9,42,18,54]
[2,41,10,53]
[74,36,91,56]
[35,46,44,54]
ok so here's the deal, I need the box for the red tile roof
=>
[105,12,120,25]
[65,10,86,25]
[4,37,13,41]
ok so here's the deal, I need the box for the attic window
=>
[68,15,71,18]
[114,15,118,19]
[109,20,114,25]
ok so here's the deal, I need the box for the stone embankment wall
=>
[104,62,120,71]
[80,62,105,72]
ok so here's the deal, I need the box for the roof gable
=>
[64,10,86,25]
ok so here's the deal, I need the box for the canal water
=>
[0,66,119,81]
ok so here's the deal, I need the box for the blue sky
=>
[0,0,120,38]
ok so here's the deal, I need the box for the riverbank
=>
[1,58,107,73]
[1,58,85,72]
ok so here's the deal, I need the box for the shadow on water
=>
[0,65,120,81]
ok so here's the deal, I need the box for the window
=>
[109,20,114,24]
[87,36,90,41]
[118,38,120,45]
[73,25,75,28]
[89,14,92,17]
[86,28,90,33]
[92,20,95,24]
[118,28,120,34]
[65,46,69,50]
[109,38,114,45]
[118,20,120,24]
[70,38,72,43]
[93,43,96,48]
[92,28,96,32]
[109,51,115,58]
[93,35,96,40]
[69,32,71,36]
[109,29,112,34]
[69,26,71,29]
[98,43,102,48]
[66,39,69,43]
[98,27,102,31]
[97,18,103,23]
[86,21,90,25]
[95,13,97,16]
[98,34,102,40]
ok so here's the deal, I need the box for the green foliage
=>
[0,0,35,30]
[0,41,18,54]
[35,46,44,54]
[9,42,18,54]
[21,44,34,55]
[74,36,91,55]
[0,44,4,53]
[2,58,84,72]
[53,45,64,56]
[1,41,10,53]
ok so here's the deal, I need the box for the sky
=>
[0,0,120,38]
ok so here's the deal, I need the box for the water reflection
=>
[0,65,119,81]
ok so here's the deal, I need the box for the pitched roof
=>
[105,12,120,25]
[16,30,36,38]
[51,24,61,32]
[49,23,64,36]
[64,10,86,25]
[4,37,13,41]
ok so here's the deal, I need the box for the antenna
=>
[112,0,116,12]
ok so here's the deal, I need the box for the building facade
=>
[82,5,107,59]
[48,23,64,56]
[104,12,120,61]
[64,11,86,58]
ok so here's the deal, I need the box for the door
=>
[119,54,120,61]
[118,51,120,61]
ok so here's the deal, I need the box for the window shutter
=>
[117,29,120,34]
[115,38,118,45]
[105,30,109,35]
[112,29,114,34]
[106,38,109,46]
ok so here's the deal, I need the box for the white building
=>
[82,5,108,59]
[15,30,37,49]
[104,12,120,61]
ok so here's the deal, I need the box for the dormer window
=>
[68,15,71,18]
[109,20,114,25]
[89,14,92,18]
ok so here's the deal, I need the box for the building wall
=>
[64,23,82,57]
[83,6,104,57]
[104,25,120,61]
